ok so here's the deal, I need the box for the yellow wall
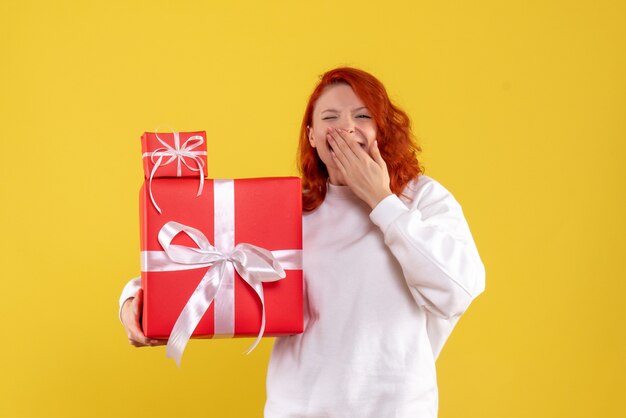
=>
[1,1,624,417]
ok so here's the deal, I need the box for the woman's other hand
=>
[328,127,392,209]
[121,289,167,347]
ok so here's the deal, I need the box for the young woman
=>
[120,67,486,417]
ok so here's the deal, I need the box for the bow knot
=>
[145,132,206,213]
[158,221,286,366]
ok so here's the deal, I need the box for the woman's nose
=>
[338,118,355,132]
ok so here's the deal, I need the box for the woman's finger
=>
[330,129,359,162]
[340,129,370,162]
[331,129,364,163]
[328,136,351,172]
[330,148,349,179]
[126,289,160,346]
[127,314,151,346]
[328,132,351,166]
[369,140,387,169]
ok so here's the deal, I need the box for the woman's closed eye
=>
[322,115,370,120]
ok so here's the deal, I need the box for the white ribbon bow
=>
[156,221,287,366]
[143,132,207,213]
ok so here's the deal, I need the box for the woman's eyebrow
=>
[321,107,368,114]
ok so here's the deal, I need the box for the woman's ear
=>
[307,126,316,148]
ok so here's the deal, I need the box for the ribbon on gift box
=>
[140,180,302,366]
[142,131,207,213]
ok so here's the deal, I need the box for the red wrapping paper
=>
[140,177,303,339]
[141,131,208,179]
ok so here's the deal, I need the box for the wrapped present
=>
[141,131,208,213]
[141,131,208,179]
[139,176,303,365]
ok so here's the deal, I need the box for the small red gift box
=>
[139,176,303,364]
[141,131,208,179]
[141,131,208,214]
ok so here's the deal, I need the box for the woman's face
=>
[308,83,378,171]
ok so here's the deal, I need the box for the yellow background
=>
[1,0,624,417]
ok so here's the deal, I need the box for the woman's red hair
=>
[298,67,423,212]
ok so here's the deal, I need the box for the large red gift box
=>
[139,176,303,342]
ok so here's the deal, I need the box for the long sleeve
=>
[118,276,141,321]
[369,177,486,320]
